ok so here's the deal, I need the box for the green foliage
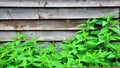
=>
[0,14,120,68]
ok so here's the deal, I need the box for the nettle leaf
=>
[85,40,98,48]
[77,23,86,27]
[111,20,120,26]
[86,19,91,24]
[70,49,77,55]
[109,26,120,35]
[77,44,86,51]
[96,20,103,25]
[16,33,27,40]
[107,52,116,59]
[21,59,27,67]
[50,60,62,67]
[99,51,110,58]
[22,40,34,46]
[76,39,84,43]
[112,42,120,46]
[106,14,117,22]
[76,31,82,34]
[110,34,120,40]
[15,40,21,46]
[0,59,8,66]
[75,34,84,43]
[100,14,116,21]
[99,27,108,35]
[75,34,83,39]
[87,36,98,40]
[112,62,120,66]
[90,30,99,35]
[111,42,120,50]
[1,52,6,58]
[102,21,108,27]
[90,18,98,24]
[5,65,16,68]
[107,43,116,51]
[97,35,105,44]
[89,24,95,30]
[31,63,40,67]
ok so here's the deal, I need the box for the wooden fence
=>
[0,0,120,42]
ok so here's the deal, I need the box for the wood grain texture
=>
[0,20,84,30]
[0,0,119,42]
[0,31,77,41]
[0,0,120,7]
[0,8,119,19]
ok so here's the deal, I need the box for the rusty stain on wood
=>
[66,20,71,23]
[38,14,44,19]
[30,23,37,28]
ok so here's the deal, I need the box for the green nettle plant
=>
[59,14,120,67]
[0,14,120,68]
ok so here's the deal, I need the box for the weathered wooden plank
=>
[0,20,84,30]
[0,31,76,41]
[0,8,119,19]
[0,0,120,7]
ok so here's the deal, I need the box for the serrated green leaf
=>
[90,18,98,24]
[106,14,117,21]
[110,34,120,40]
[102,21,108,27]
[21,59,27,67]
[99,27,108,35]
[32,63,41,67]
[90,30,99,35]
[77,45,86,51]
[87,36,98,40]
[85,40,98,48]
[107,53,116,59]
[6,65,16,68]
[15,40,21,46]
[110,26,120,35]
[89,24,95,30]
[112,62,120,66]
[97,35,105,44]
[77,24,86,27]
[51,60,62,67]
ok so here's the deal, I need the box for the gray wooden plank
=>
[0,31,76,41]
[0,0,120,7]
[0,20,84,30]
[0,8,119,19]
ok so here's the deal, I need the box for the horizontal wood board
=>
[0,8,119,19]
[0,0,120,7]
[0,20,84,30]
[0,31,76,41]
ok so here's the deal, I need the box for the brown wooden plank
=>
[0,20,84,30]
[0,8,119,19]
[0,0,120,7]
[0,31,76,41]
